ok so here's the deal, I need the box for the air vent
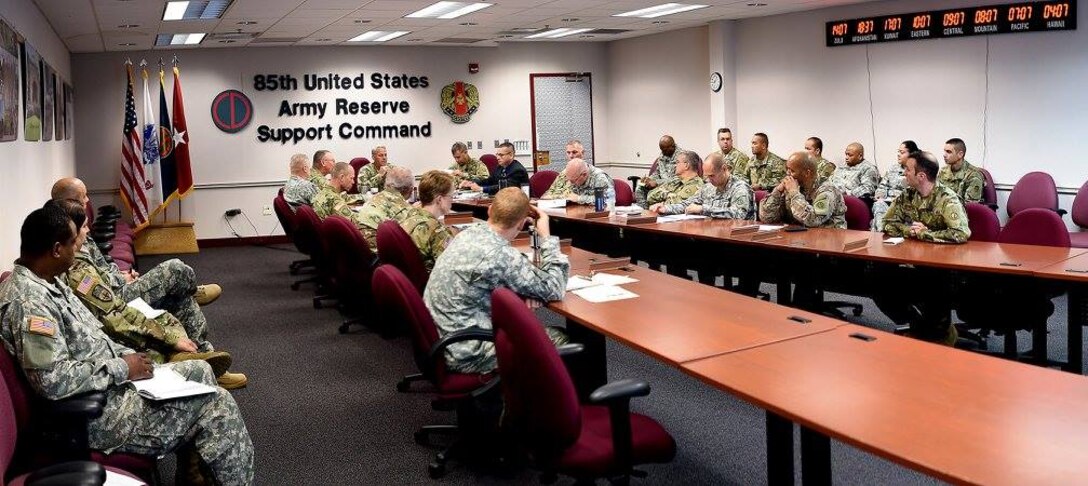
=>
[207,32,258,41]
[591,29,632,35]
[251,37,304,44]
[435,37,486,44]
[498,28,544,35]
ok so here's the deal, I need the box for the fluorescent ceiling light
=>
[526,28,594,39]
[162,0,232,21]
[406,2,492,19]
[163,1,189,21]
[349,31,410,42]
[154,33,207,46]
[613,3,708,18]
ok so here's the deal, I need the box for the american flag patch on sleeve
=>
[28,317,56,337]
[76,275,94,295]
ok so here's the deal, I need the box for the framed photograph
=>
[63,81,72,140]
[21,40,41,141]
[53,73,64,140]
[0,19,18,142]
[41,62,53,141]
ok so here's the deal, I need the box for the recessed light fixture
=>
[348,31,410,42]
[154,32,207,46]
[118,24,140,28]
[236,20,257,25]
[162,1,232,21]
[459,22,477,26]
[406,2,492,19]
[614,3,708,18]
[525,27,594,39]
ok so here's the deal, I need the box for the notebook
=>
[130,367,217,401]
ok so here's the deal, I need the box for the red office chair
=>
[842,195,872,231]
[965,202,1001,242]
[376,221,429,294]
[0,349,156,484]
[754,190,768,205]
[480,154,499,176]
[613,179,634,207]
[291,206,333,304]
[1069,181,1088,249]
[530,171,559,199]
[1006,171,1064,218]
[348,157,371,194]
[273,194,313,275]
[322,215,379,334]
[491,287,676,484]
[979,167,999,210]
[372,265,495,478]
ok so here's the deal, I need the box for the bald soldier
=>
[744,132,787,190]
[356,166,415,252]
[424,188,570,373]
[283,153,318,211]
[637,135,681,202]
[400,171,456,271]
[645,149,704,207]
[938,137,986,203]
[0,202,254,484]
[541,158,615,205]
[826,142,880,199]
[311,162,359,220]
[651,151,753,220]
[759,152,847,228]
[803,136,837,183]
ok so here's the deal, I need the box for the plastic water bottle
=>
[594,188,605,212]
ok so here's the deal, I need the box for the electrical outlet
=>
[262,205,273,216]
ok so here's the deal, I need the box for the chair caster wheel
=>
[428,462,446,479]
[414,430,428,446]
[338,324,350,334]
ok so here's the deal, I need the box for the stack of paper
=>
[613,205,645,215]
[131,367,217,401]
[657,214,708,223]
[126,298,166,319]
[565,272,639,291]
[571,285,639,303]
[536,199,568,209]
[566,272,640,302]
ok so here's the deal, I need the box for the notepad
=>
[613,205,645,215]
[657,214,708,223]
[565,272,639,291]
[759,225,785,232]
[883,237,905,245]
[130,367,217,401]
[536,199,568,209]
[126,297,166,320]
[572,285,639,303]
[106,469,148,486]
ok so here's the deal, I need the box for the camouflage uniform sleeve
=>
[468,160,491,180]
[543,172,570,199]
[852,164,880,198]
[648,156,670,185]
[758,189,787,223]
[880,194,910,237]
[706,182,753,220]
[732,154,751,183]
[963,170,985,203]
[787,187,832,227]
[670,178,703,205]
[499,236,569,302]
[356,165,379,193]
[2,299,128,400]
[765,159,787,188]
[918,195,971,244]
[663,185,704,215]
[86,241,127,290]
[818,160,836,181]
[875,172,894,200]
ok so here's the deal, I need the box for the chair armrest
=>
[43,391,106,420]
[987,203,999,211]
[1057,208,1068,216]
[588,378,650,404]
[25,461,105,486]
[557,343,584,357]
[95,242,114,254]
[588,379,651,476]
[428,327,494,362]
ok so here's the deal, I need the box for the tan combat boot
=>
[169,351,233,377]
[217,372,248,390]
[194,284,222,306]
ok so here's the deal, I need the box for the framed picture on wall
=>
[0,19,19,142]
[54,74,64,140]
[41,62,53,141]
[63,81,72,140]
[21,40,41,141]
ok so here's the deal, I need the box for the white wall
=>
[0,0,74,269]
[735,0,1088,190]
[72,42,609,239]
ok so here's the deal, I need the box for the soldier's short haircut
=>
[807,136,823,152]
[419,170,454,205]
[372,145,386,157]
[902,140,920,153]
[54,198,87,230]
[385,166,414,196]
[290,153,309,172]
[717,128,732,136]
[21,200,75,257]
[754,132,769,146]
[451,142,468,154]
[791,151,817,173]
[705,151,727,173]
[490,187,530,230]
[312,150,331,168]
[330,162,353,179]
[50,178,84,202]
[909,151,940,181]
[498,141,515,152]
[945,138,966,154]
[679,150,701,169]
[566,139,583,149]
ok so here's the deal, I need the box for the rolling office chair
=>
[372,265,497,478]
[375,221,429,295]
[491,287,676,485]
[320,215,379,334]
[347,157,370,194]
[979,167,999,211]
[480,154,499,176]
[965,202,1001,243]
[613,179,635,207]
[291,206,337,313]
[1069,181,1088,249]
[1006,171,1065,218]
[529,170,559,199]
[813,195,870,319]
[626,160,658,193]
[272,194,313,275]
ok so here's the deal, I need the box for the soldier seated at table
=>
[401,171,457,271]
[356,166,415,253]
[311,162,361,220]
[0,201,254,485]
[283,153,319,211]
[636,135,681,204]
[541,158,615,206]
[759,152,847,229]
[424,188,570,373]
[645,150,704,207]
[826,142,880,200]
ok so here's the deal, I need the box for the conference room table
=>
[456,197,1088,372]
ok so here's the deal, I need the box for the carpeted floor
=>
[142,243,1077,485]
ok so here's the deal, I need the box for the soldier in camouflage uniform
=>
[652,151,754,220]
[542,158,615,205]
[308,149,335,189]
[0,203,254,485]
[804,137,837,186]
[356,145,394,195]
[356,166,415,252]
[938,137,986,203]
[401,171,456,271]
[745,132,787,190]
[826,143,881,199]
[760,152,848,228]
[311,162,359,220]
[645,150,704,207]
[283,153,318,211]
[872,151,964,346]
[636,135,680,203]
[715,128,751,176]
[449,142,490,186]
[871,140,918,230]
[424,188,570,373]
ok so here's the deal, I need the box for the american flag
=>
[119,63,150,229]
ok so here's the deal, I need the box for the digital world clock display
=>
[826,0,1076,47]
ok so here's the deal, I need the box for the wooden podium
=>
[135,221,199,255]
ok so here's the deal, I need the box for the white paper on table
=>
[130,367,217,401]
[883,237,905,245]
[126,297,166,319]
[565,275,597,291]
[536,199,568,209]
[758,225,785,231]
[106,469,148,486]
[453,191,482,200]
[613,205,644,215]
[572,285,639,303]
[657,214,708,223]
[566,272,640,291]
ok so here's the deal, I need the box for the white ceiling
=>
[33,0,880,53]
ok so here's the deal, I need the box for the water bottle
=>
[594,187,605,212]
[528,223,541,264]
[520,184,531,197]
